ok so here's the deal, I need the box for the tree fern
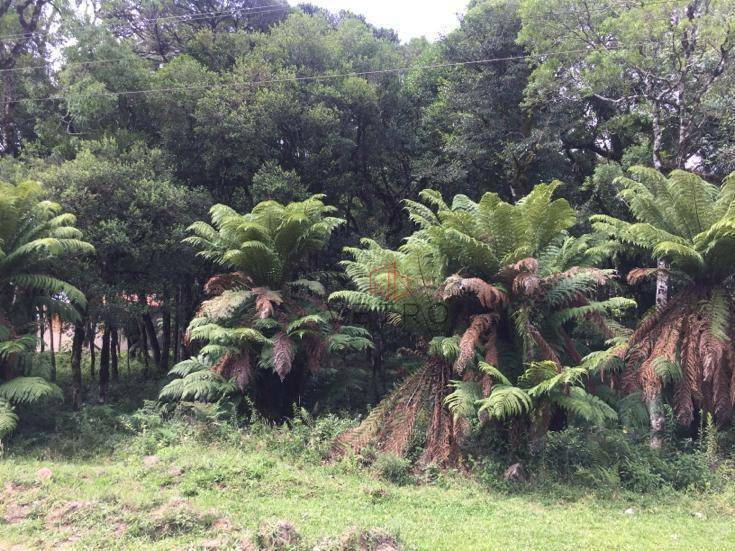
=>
[162,196,369,415]
[593,168,735,425]
[336,183,632,464]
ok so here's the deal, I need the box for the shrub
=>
[374,453,412,486]
[252,409,357,463]
[536,426,716,493]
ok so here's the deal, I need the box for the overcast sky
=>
[289,1,468,42]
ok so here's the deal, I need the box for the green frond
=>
[518,360,559,387]
[704,286,730,342]
[544,269,616,308]
[0,334,36,358]
[327,333,373,354]
[478,361,511,385]
[0,399,19,439]
[653,357,683,385]
[168,355,212,378]
[551,387,618,426]
[338,325,372,339]
[159,371,235,403]
[445,380,482,421]
[418,189,449,210]
[0,377,63,405]
[527,366,588,398]
[618,391,650,429]
[549,297,637,327]
[580,348,625,375]
[404,199,440,229]
[286,314,328,334]
[476,385,532,421]
[329,290,388,313]
[651,241,704,267]
[429,336,461,362]
[9,274,87,308]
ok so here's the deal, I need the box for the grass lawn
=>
[1,407,735,550]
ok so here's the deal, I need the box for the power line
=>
[6,41,679,105]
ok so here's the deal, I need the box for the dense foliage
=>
[1,0,735,485]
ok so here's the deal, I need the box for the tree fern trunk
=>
[38,308,45,353]
[173,288,181,365]
[71,322,85,410]
[648,260,669,450]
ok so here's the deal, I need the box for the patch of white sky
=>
[288,1,468,42]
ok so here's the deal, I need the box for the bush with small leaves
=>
[374,453,412,486]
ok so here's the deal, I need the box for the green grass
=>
[2,406,735,550]
[2,357,735,549]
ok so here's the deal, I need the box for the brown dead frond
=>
[204,272,252,295]
[252,287,283,319]
[213,353,253,391]
[273,332,295,381]
[455,314,497,374]
[440,275,506,309]
[627,267,667,286]
[333,357,465,468]
[625,287,735,426]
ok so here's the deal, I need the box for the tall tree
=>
[0,0,59,155]
[519,0,735,175]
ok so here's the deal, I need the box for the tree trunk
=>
[139,320,150,378]
[648,259,669,449]
[173,289,181,365]
[38,308,45,352]
[1,71,18,156]
[143,313,161,370]
[71,322,85,410]
[47,315,56,382]
[88,320,96,379]
[111,326,119,382]
[99,324,111,403]
[180,282,195,361]
[651,103,665,170]
[161,304,171,373]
